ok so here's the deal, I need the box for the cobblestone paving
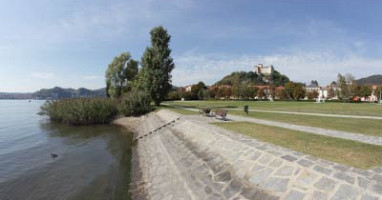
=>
[128,110,382,200]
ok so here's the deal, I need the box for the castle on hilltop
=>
[254,64,274,76]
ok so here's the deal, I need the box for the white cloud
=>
[31,72,55,80]
[173,51,382,87]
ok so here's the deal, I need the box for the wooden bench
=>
[199,107,211,116]
[214,109,228,120]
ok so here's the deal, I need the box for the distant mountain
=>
[0,92,32,99]
[32,87,106,99]
[0,87,106,99]
[214,70,289,87]
[356,75,382,85]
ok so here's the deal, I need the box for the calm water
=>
[0,100,133,200]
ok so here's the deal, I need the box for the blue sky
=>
[0,0,381,92]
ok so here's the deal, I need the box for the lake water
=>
[0,100,133,200]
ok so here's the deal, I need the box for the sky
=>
[0,0,381,92]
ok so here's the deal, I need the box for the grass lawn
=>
[156,105,197,115]
[212,121,382,169]
[166,100,382,117]
[228,110,382,137]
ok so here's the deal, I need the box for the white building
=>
[306,81,320,93]
[185,85,192,92]
[254,64,274,76]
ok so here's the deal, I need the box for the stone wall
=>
[128,110,381,199]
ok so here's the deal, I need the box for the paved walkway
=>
[166,105,382,146]
[125,110,382,200]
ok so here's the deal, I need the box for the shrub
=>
[119,91,152,116]
[40,98,119,125]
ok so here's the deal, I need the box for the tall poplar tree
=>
[140,26,175,106]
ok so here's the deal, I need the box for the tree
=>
[284,82,295,99]
[376,86,382,101]
[359,85,372,98]
[270,71,290,86]
[285,82,305,100]
[337,73,348,99]
[139,26,175,106]
[293,85,306,100]
[345,73,355,84]
[209,86,218,99]
[232,74,242,98]
[242,86,255,99]
[327,87,335,99]
[168,90,181,100]
[269,85,276,99]
[307,90,319,100]
[191,82,207,99]
[257,88,266,99]
[276,88,288,99]
[105,52,138,98]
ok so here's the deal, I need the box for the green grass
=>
[166,100,382,117]
[212,121,382,169]
[156,105,197,115]
[228,110,382,137]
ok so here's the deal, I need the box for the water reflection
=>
[0,121,133,200]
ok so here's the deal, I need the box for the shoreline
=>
[113,115,148,199]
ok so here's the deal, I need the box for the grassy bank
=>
[228,110,382,137]
[164,101,382,136]
[167,100,382,117]
[156,105,197,115]
[212,122,382,169]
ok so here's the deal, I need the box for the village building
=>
[305,80,320,93]
[184,85,192,92]
[362,85,380,102]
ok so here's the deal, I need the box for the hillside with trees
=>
[355,74,382,85]
[214,70,289,87]
[32,87,106,99]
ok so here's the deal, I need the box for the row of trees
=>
[168,81,308,101]
[337,73,380,99]
[105,26,175,106]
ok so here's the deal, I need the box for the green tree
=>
[232,74,242,98]
[105,52,138,98]
[359,85,372,98]
[242,86,255,99]
[293,85,305,100]
[139,26,175,106]
[191,81,207,99]
[337,73,349,99]
[285,82,305,100]
[376,86,382,101]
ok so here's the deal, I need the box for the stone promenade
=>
[126,110,381,200]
